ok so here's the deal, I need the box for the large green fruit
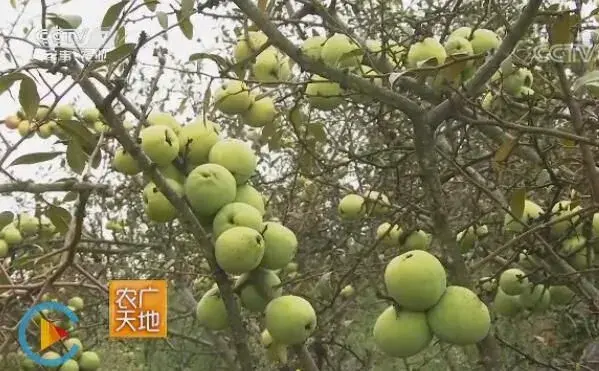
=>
[1,224,22,245]
[376,222,403,246]
[214,81,254,115]
[158,164,186,184]
[0,239,8,258]
[81,107,99,123]
[112,148,141,175]
[215,226,265,274]
[208,139,258,184]
[363,190,391,215]
[234,184,265,215]
[78,351,100,370]
[470,29,501,55]
[16,213,39,236]
[305,75,344,111]
[492,288,522,317]
[338,194,365,220]
[212,202,263,238]
[265,295,317,345]
[184,163,237,216]
[504,199,544,233]
[402,230,431,250]
[239,268,282,312]
[143,179,183,223]
[550,200,582,237]
[426,286,491,345]
[139,125,180,166]
[300,36,326,60]
[407,37,446,67]
[55,105,74,120]
[561,235,594,269]
[177,119,221,166]
[63,337,83,359]
[502,68,533,96]
[549,285,575,306]
[58,359,79,371]
[449,26,473,40]
[196,287,231,330]
[260,222,298,270]
[233,31,268,62]
[68,297,85,311]
[373,306,432,357]
[252,47,291,83]
[241,96,276,128]
[320,33,362,68]
[519,284,551,312]
[384,250,447,311]
[42,351,61,370]
[147,112,181,135]
[498,268,529,295]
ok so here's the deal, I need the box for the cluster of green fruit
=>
[374,250,491,358]
[1,105,110,139]
[504,198,598,269]
[0,213,57,258]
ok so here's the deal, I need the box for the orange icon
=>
[109,280,167,338]
[40,318,69,350]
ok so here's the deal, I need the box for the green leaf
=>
[260,120,277,141]
[18,77,39,120]
[288,102,307,130]
[9,0,16,8]
[156,11,168,29]
[0,211,14,230]
[572,71,599,92]
[548,13,580,45]
[510,188,527,219]
[306,122,326,142]
[202,83,212,115]
[0,72,27,96]
[493,137,518,163]
[268,130,283,151]
[45,205,72,235]
[62,191,78,202]
[115,27,126,47]
[181,0,194,14]
[48,13,82,28]
[144,0,158,11]
[176,10,193,40]
[105,43,135,64]
[56,120,98,152]
[188,53,229,70]
[102,0,129,29]
[339,48,363,62]
[9,152,63,167]
[66,140,87,174]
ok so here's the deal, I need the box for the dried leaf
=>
[510,188,527,219]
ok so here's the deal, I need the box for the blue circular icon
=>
[18,301,80,367]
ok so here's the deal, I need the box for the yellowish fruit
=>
[78,351,100,370]
[373,306,432,357]
[58,359,79,371]
[0,239,8,258]
[339,285,355,298]
[1,224,22,245]
[55,104,74,120]
[252,47,291,83]
[550,200,582,237]
[37,122,54,138]
[147,112,181,135]
[338,194,365,220]
[407,37,446,68]
[300,36,326,61]
[498,268,528,295]
[470,29,501,55]
[67,296,84,311]
[502,68,533,96]
[402,230,430,250]
[184,163,237,216]
[63,337,83,359]
[81,107,100,123]
[384,250,447,311]
[504,199,544,233]
[265,295,317,345]
[4,115,20,129]
[363,190,390,215]
[17,120,31,136]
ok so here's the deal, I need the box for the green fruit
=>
[402,230,430,250]
[549,285,575,306]
[305,75,344,111]
[320,33,362,68]
[112,148,141,175]
[234,184,266,215]
[363,190,390,215]
[35,106,53,122]
[184,163,237,216]
[456,226,476,252]
[63,337,83,359]
[445,36,474,57]
[550,200,582,236]
[214,81,254,115]
[470,29,501,55]
[283,262,298,274]
[1,224,23,245]
[450,26,473,39]
[42,351,61,370]
[426,286,491,345]
[300,36,326,60]
[158,164,186,184]
[215,226,265,274]
[55,105,74,120]
[338,194,365,220]
[147,112,181,134]
[252,47,291,83]
[384,250,447,311]
[260,222,298,270]
[20,357,37,370]
[373,306,432,357]
[241,96,276,127]
[0,239,8,258]
[561,235,594,269]
[177,119,221,166]
[196,287,230,330]
[407,37,446,67]
[81,107,100,123]
[376,222,403,246]
[208,138,258,184]
[93,121,109,133]
[37,122,54,138]
[265,295,317,345]
[502,68,533,96]
[58,359,79,371]
[233,31,268,62]
[340,285,355,298]
[78,351,100,370]
[504,199,544,233]
[212,202,263,238]
[139,125,180,166]
[16,213,39,236]
[478,277,496,292]
[68,297,85,311]
[519,284,551,312]
[492,288,522,317]
[143,179,183,223]
[498,268,528,295]
[592,212,599,237]
[239,268,282,312]
[17,120,31,136]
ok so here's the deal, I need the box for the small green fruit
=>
[112,148,141,175]
[67,297,84,311]
[78,351,100,370]
[376,222,403,246]
[373,306,432,357]
[239,268,283,312]
[305,75,344,111]
[320,33,362,68]
[196,287,230,331]
[147,112,181,135]
[519,284,551,312]
[260,222,298,270]
[81,107,100,123]
[265,295,317,345]
[215,226,265,274]
[142,179,184,223]
[498,268,528,295]
[492,288,522,317]
[407,37,446,67]
[338,194,365,220]
[549,285,575,306]
[55,105,74,120]
[241,96,276,128]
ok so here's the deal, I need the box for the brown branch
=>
[0,181,111,195]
